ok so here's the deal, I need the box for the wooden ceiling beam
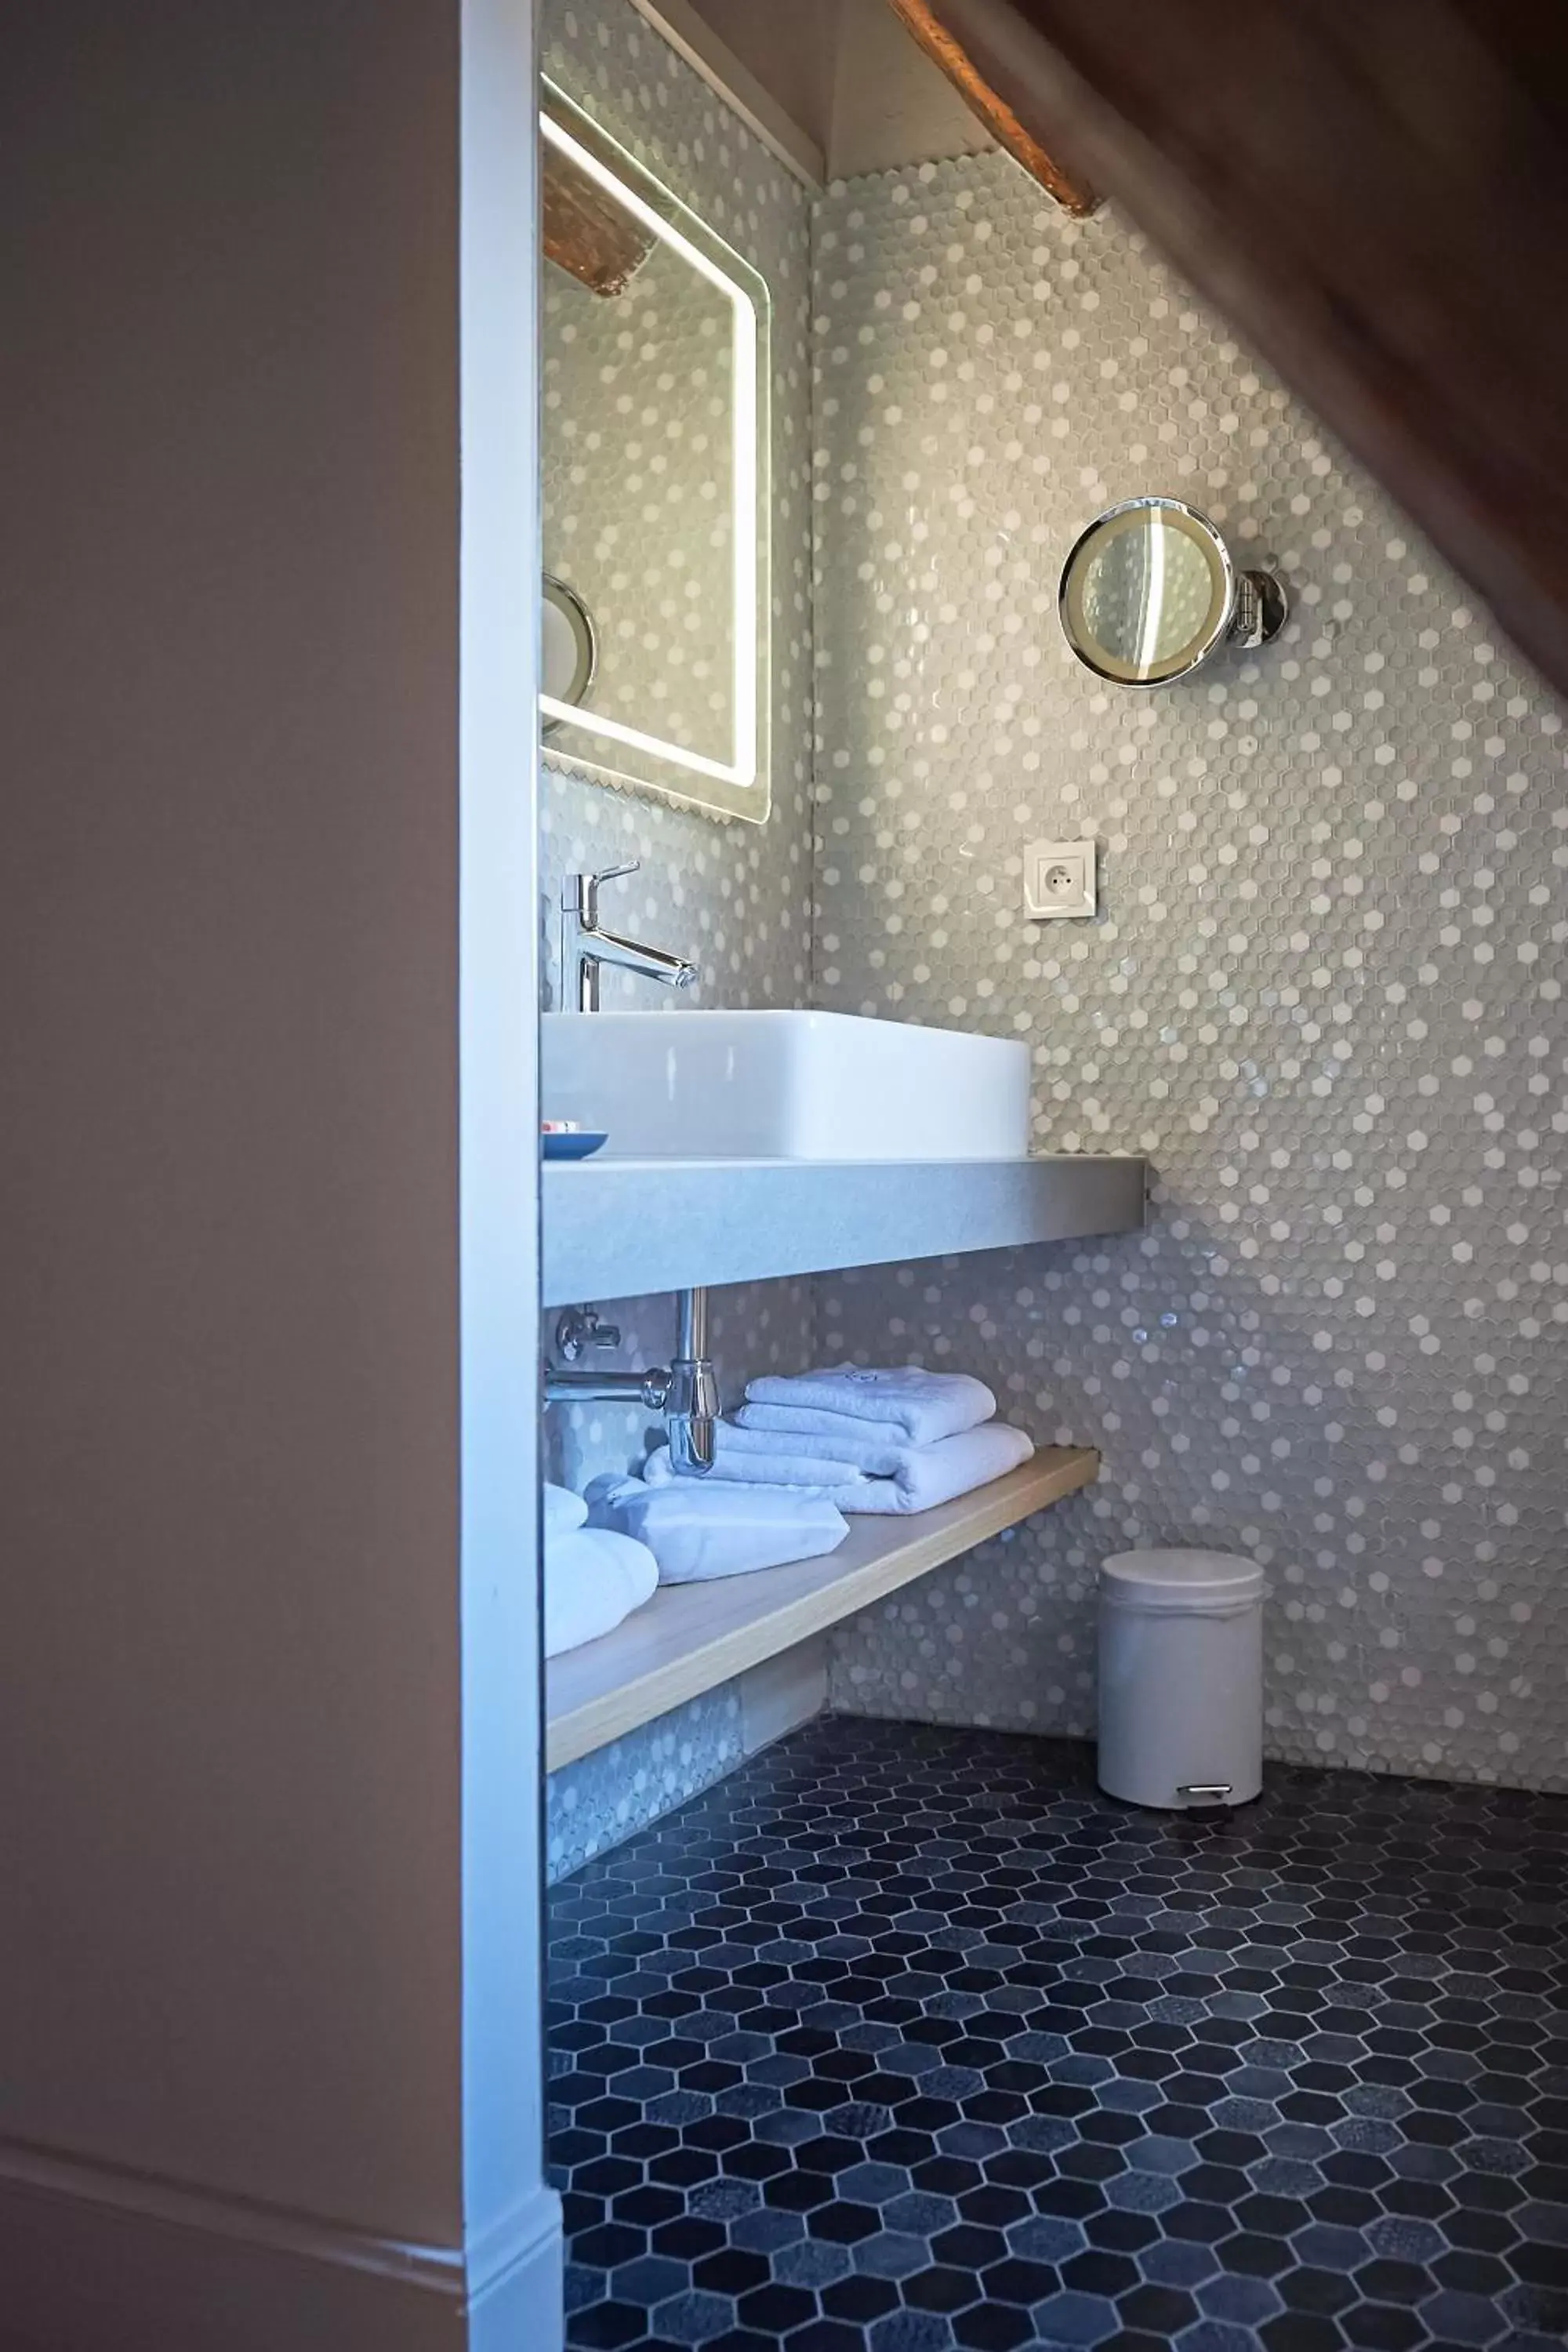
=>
[542,142,654,298]
[883,0,1096,212]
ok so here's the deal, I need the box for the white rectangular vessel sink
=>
[542,1009,1031,1161]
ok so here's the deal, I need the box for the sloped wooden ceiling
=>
[899,0,1568,701]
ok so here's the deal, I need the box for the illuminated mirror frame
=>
[1058,495,1288,688]
[539,81,771,824]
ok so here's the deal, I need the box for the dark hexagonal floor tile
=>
[550,1719,1568,2350]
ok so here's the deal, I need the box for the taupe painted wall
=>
[1,0,466,2251]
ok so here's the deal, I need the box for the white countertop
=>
[542,1152,1147,1304]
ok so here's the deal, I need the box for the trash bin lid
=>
[1100,1548,1265,1610]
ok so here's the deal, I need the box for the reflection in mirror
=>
[541,576,597,731]
[539,83,771,822]
[1060,496,1287,687]
[1080,514,1222,674]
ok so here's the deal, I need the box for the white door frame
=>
[459,0,561,2338]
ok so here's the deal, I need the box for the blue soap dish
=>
[543,1129,608,1162]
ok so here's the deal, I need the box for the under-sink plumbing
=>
[544,1290,720,1474]
[548,866,713,1462]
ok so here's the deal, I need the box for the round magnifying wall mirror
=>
[1059,496,1287,687]
[541,574,598,733]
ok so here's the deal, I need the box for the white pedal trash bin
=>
[1097,1549,1264,1809]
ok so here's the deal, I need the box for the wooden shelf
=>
[545,1447,1098,1769]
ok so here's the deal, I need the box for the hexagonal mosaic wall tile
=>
[811,156,1568,1792]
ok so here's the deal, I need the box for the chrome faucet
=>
[548,866,710,1467]
[560,860,699,1011]
[545,1291,720,1474]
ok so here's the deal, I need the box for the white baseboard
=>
[470,2192,566,2352]
[0,2143,562,2352]
[468,2187,564,2350]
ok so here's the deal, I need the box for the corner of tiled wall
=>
[546,1684,746,1881]
[539,0,824,1875]
[808,154,1568,1793]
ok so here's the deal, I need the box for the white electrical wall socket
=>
[1024,839,1098,920]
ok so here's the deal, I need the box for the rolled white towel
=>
[543,1481,589,1541]
[543,1525,658,1658]
[585,1472,849,1584]
[739,1364,996,1447]
[644,1419,1034,1516]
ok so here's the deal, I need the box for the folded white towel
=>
[543,1482,589,1541]
[695,1420,920,1478]
[644,1419,1034,1516]
[740,1364,996,1447]
[543,1525,658,1658]
[651,1425,879,1490]
[585,1472,849,1584]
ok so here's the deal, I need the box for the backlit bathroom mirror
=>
[539,82,771,822]
[1059,496,1287,687]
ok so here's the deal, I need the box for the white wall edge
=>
[739,1638,829,1755]
[623,0,826,186]
[459,0,561,2340]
